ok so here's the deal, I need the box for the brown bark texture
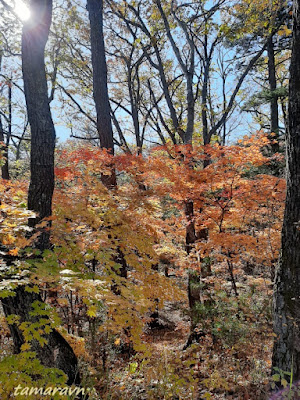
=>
[272,0,300,384]
[1,0,80,386]
[0,116,9,180]
[267,36,280,153]
[87,0,116,188]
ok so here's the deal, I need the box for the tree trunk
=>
[87,0,127,290]
[185,72,195,144]
[272,0,300,384]
[202,34,211,146]
[267,36,280,153]
[1,0,80,386]
[185,200,197,255]
[152,43,182,142]
[127,64,142,153]
[1,287,80,385]
[87,0,116,188]
[23,1,55,232]
[0,115,9,180]
[0,53,9,180]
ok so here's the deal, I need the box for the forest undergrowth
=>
[0,135,284,399]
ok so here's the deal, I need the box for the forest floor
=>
[101,292,273,400]
[0,270,274,399]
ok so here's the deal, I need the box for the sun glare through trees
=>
[0,0,298,399]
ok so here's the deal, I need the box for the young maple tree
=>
[0,130,286,398]
[115,134,285,342]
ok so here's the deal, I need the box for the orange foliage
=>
[53,135,285,278]
[0,134,286,398]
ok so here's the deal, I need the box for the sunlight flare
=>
[14,0,31,21]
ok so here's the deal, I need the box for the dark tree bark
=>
[185,200,197,256]
[124,53,143,153]
[87,0,116,188]
[5,78,12,180]
[87,0,127,292]
[0,115,9,180]
[0,53,9,180]
[272,0,300,384]
[267,36,280,153]
[1,0,80,386]
[23,0,55,232]
[201,33,218,146]
[1,287,80,385]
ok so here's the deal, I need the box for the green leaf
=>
[281,378,288,388]
[129,362,138,374]
[272,374,281,382]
